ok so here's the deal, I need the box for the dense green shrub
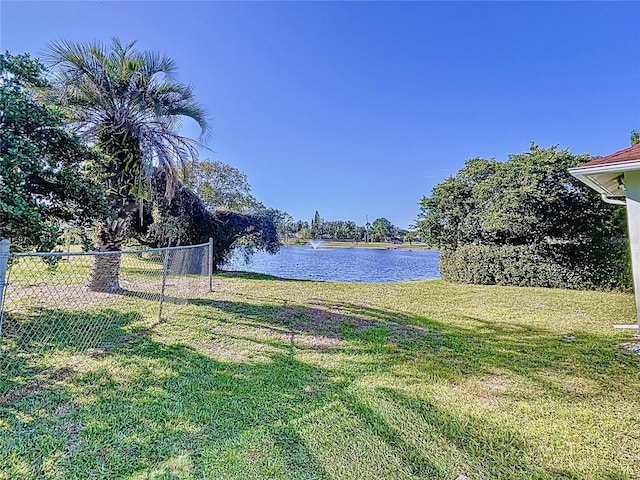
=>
[440,242,632,291]
[417,144,629,291]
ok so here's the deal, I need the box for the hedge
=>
[440,242,632,291]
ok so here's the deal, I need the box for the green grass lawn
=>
[1,274,639,479]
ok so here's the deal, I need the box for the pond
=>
[222,245,441,283]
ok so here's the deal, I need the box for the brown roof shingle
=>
[580,143,640,168]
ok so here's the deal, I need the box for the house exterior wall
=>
[624,169,640,329]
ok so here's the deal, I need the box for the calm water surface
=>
[222,246,440,283]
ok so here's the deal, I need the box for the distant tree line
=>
[279,211,409,243]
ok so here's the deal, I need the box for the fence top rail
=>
[9,242,210,258]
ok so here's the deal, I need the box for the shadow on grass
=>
[2,343,337,479]
[2,283,639,478]
[2,334,609,479]
[187,296,640,398]
[0,308,143,398]
[372,387,581,479]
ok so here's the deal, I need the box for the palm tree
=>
[46,38,208,291]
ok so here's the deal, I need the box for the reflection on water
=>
[222,246,440,283]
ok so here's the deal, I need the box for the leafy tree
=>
[370,217,396,242]
[46,39,208,291]
[185,159,260,211]
[323,220,358,240]
[416,158,497,248]
[263,209,294,242]
[631,130,640,146]
[345,221,359,239]
[311,210,323,238]
[404,231,420,245]
[132,172,279,269]
[292,220,309,234]
[183,158,291,247]
[298,228,312,240]
[364,219,372,242]
[416,144,624,248]
[474,145,615,245]
[0,52,106,252]
[416,144,627,289]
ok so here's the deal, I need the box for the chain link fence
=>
[0,240,213,398]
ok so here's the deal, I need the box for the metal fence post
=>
[0,239,10,338]
[209,237,214,292]
[158,247,170,321]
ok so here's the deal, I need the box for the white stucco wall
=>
[624,169,640,328]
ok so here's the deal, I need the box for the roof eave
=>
[568,160,640,200]
[569,158,640,176]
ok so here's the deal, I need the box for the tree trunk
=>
[87,250,122,292]
[87,217,128,292]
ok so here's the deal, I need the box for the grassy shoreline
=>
[284,241,436,250]
[1,274,638,479]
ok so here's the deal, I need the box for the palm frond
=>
[45,37,210,197]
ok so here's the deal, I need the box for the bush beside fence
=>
[0,241,213,398]
[440,242,632,291]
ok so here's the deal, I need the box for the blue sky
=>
[2,1,639,229]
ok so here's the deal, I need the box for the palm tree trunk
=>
[87,217,128,292]
[87,249,121,292]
